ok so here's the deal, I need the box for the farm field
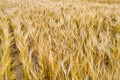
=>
[0,0,120,80]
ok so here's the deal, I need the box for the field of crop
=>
[0,0,120,80]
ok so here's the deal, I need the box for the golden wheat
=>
[0,0,120,80]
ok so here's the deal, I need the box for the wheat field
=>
[0,0,120,80]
